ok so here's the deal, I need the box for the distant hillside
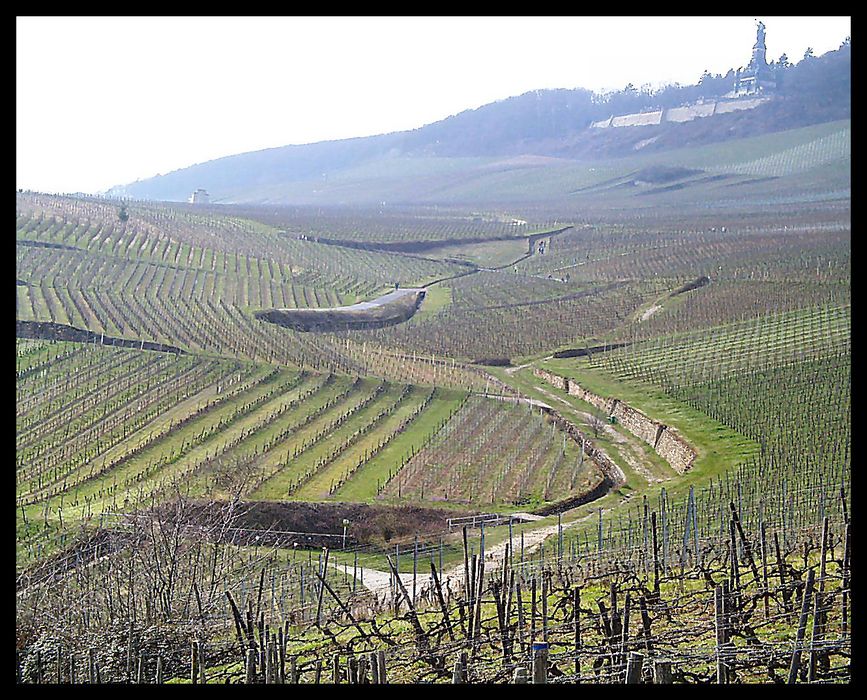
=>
[107,42,849,206]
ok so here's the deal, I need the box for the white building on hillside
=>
[189,188,210,204]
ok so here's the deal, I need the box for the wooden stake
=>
[532,642,548,684]
[818,516,830,593]
[358,655,369,684]
[651,512,660,595]
[245,648,256,684]
[530,578,537,647]
[377,650,387,684]
[714,585,727,684]
[430,561,454,640]
[773,530,791,616]
[760,520,770,620]
[452,659,463,684]
[842,521,851,634]
[654,659,672,684]
[808,590,826,682]
[573,586,581,680]
[787,568,816,684]
[369,652,378,685]
[315,547,329,627]
[625,651,644,684]
[191,640,199,684]
[462,526,470,597]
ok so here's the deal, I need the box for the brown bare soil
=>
[175,500,477,547]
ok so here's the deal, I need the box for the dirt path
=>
[533,383,574,408]
[439,519,577,585]
[327,517,578,600]
[436,486,642,587]
[329,496,637,604]
[528,374,664,485]
[640,304,662,322]
[328,519,582,601]
[481,394,551,409]
[329,561,416,596]
[504,361,535,375]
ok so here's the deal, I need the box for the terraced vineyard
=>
[351,274,667,361]
[15,342,486,570]
[380,396,601,507]
[592,303,850,386]
[15,193,490,389]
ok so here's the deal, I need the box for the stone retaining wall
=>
[665,102,716,123]
[591,96,771,129]
[536,404,624,489]
[611,110,663,127]
[563,375,611,413]
[533,368,697,474]
[655,428,697,474]
[610,400,661,447]
[546,372,568,391]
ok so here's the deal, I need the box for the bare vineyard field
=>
[16,194,492,389]
[380,395,601,508]
[16,492,850,685]
[16,149,850,688]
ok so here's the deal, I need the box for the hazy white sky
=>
[17,16,850,195]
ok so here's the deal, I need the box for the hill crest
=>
[106,42,849,206]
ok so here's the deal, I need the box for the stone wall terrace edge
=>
[533,368,697,474]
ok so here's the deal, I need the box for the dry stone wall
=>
[565,376,611,413]
[610,400,661,447]
[533,368,697,474]
[655,428,696,474]
[546,372,568,391]
[536,404,624,490]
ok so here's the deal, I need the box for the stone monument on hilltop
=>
[734,20,778,96]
